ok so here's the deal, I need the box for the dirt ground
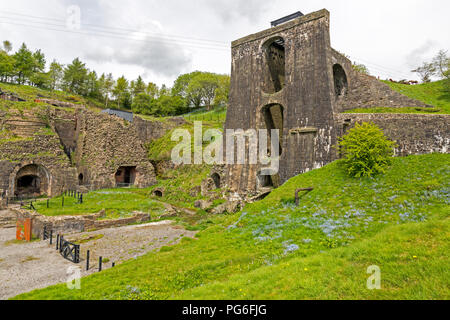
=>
[0,220,196,300]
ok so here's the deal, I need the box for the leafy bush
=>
[338,122,397,177]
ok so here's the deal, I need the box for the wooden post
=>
[86,250,90,271]
[50,230,53,245]
[99,256,102,272]
[62,196,64,207]
[47,199,49,208]
[295,188,314,206]
[56,234,59,250]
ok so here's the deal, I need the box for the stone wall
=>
[336,113,450,155]
[11,208,151,237]
[133,116,186,143]
[330,49,429,112]
[74,110,156,189]
[0,132,77,197]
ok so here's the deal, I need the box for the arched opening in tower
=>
[261,103,284,156]
[333,64,348,99]
[115,166,137,187]
[263,37,285,94]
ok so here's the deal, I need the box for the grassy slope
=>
[13,153,449,300]
[345,80,450,114]
[0,82,104,112]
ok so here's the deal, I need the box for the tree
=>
[131,92,152,114]
[86,71,100,98]
[172,71,203,107]
[63,58,88,94]
[112,76,129,108]
[338,122,397,178]
[412,62,436,83]
[0,51,15,82]
[432,50,449,79]
[2,40,12,53]
[213,74,230,107]
[13,43,35,84]
[99,73,114,107]
[48,60,64,90]
[187,72,219,110]
[132,76,146,97]
[352,62,370,75]
[146,82,159,99]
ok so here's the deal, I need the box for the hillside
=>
[13,153,450,300]
[345,80,450,114]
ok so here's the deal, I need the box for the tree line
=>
[0,40,230,116]
[412,49,450,85]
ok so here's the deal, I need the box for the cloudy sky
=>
[1,0,449,86]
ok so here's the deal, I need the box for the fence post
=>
[86,250,90,271]
[112,262,115,268]
[56,234,59,250]
[99,256,102,272]
[47,199,49,208]
[50,230,53,245]
[62,196,64,207]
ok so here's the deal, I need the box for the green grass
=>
[183,107,227,123]
[34,188,166,218]
[147,120,224,161]
[0,82,103,112]
[383,80,450,113]
[13,153,449,300]
[343,80,450,114]
[343,106,445,114]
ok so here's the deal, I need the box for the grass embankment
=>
[14,153,449,300]
[33,189,166,219]
[0,82,104,112]
[345,80,450,114]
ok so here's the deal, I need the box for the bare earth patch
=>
[0,220,196,300]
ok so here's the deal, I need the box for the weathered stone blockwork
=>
[74,110,156,189]
[336,113,449,155]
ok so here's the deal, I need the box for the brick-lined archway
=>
[10,163,51,197]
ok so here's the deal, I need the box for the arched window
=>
[261,104,284,156]
[333,64,348,98]
[262,37,286,94]
[14,164,50,197]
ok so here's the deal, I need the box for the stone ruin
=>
[218,9,449,197]
[0,104,185,201]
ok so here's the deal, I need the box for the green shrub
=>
[338,122,397,177]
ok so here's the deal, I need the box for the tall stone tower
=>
[220,8,448,197]
[224,9,339,194]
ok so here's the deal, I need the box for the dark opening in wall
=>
[333,64,348,98]
[17,175,41,195]
[115,166,137,186]
[78,173,84,185]
[211,173,221,189]
[262,37,286,94]
[261,104,284,156]
[14,164,50,197]
[257,173,273,188]
[153,189,163,197]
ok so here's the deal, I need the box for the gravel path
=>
[0,220,196,300]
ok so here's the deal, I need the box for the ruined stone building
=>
[0,104,183,199]
[222,9,449,196]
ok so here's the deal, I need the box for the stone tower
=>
[221,8,448,197]
[224,9,339,194]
